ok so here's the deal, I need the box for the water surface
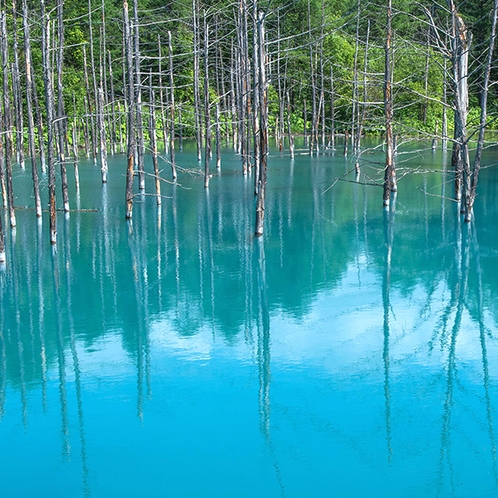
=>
[1,139,498,497]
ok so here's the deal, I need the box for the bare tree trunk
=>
[87,0,98,165]
[40,0,57,243]
[351,0,360,154]
[465,0,498,221]
[215,102,221,170]
[22,0,41,217]
[11,2,24,169]
[168,30,177,180]
[255,11,268,237]
[286,91,294,158]
[98,87,108,182]
[71,95,80,190]
[358,19,370,155]
[448,0,470,203]
[203,17,211,189]
[56,0,69,212]
[383,0,396,207]
[193,0,202,163]
[148,73,161,205]
[133,0,145,190]
[442,57,448,150]
[307,0,317,155]
[1,11,16,228]
[83,45,97,164]
[108,50,117,155]
[252,0,260,193]
[329,65,335,149]
[157,36,169,154]
[123,0,135,220]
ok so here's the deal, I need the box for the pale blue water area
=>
[1,138,498,497]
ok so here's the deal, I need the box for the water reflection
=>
[0,144,498,495]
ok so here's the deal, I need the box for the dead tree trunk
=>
[215,102,221,170]
[383,0,396,207]
[252,0,260,193]
[133,0,145,190]
[108,50,117,155]
[203,17,211,189]
[329,65,335,149]
[168,30,177,180]
[56,0,69,212]
[40,0,57,243]
[124,0,135,219]
[286,91,294,158]
[157,36,169,154]
[22,0,42,217]
[465,0,498,221]
[11,2,24,169]
[193,0,202,163]
[148,73,161,205]
[255,11,268,237]
[1,12,16,228]
[448,1,470,203]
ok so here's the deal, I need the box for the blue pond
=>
[1,138,498,497]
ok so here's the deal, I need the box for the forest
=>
[0,0,496,255]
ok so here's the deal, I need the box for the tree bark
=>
[124,0,135,219]
[22,0,41,217]
[255,11,268,237]
[383,0,396,207]
[40,0,57,243]
[1,11,16,228]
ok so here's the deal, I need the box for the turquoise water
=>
[1,139,498,497]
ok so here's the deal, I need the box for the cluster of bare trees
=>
[0,0,495,261]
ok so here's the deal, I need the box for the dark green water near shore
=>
[1,139,498,496]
